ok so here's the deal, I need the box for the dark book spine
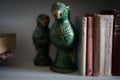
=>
[112,13,120,76]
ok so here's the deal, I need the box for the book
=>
[112,11,120,76]
[93,14,114,76]
[100,10,120,76]
[103,15,114,76]
[0,33,16,54]
[93,14,104,76]
[76,16,87,76]
[86,15,94,76]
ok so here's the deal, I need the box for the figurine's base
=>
[34,57,52,66]
[50,48,76,73]
[50,65,76,73]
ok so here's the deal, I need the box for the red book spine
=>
[86,16,94,76]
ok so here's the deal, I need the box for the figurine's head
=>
[36,14,50,26]
[51,2,70,20]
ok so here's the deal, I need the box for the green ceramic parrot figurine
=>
[50,2,75,73]
[32,14,52,66]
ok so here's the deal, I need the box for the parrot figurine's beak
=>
[53,10,61,20]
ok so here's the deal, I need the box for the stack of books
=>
[75,9,120,76]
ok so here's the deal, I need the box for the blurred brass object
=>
[0,51,13,62]
[0,33,16,54]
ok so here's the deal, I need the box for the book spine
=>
[93,14,114,76]
[93,14,105,76]
[93,14,100,76]
[81,17,87,76]
[104,15,114,76]
[99,15,106,76]
[77,17,87,76]
[86,16,93,76]
[112,13,120,76]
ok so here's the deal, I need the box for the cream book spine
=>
[93,14,114,76]
[78,16,87,76]
[103,15,114,76]
[93,14,106,76]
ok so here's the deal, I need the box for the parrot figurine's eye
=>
[59,9,65,17]
[60,13,62,16]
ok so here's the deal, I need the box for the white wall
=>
[0,0,119,69]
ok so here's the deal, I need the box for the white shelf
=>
[0,64,120,80]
